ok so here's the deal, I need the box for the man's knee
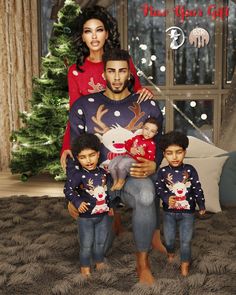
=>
[126,178,155,206]
[138,189,155,206]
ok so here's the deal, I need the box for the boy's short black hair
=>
[102,48,130,70]
[71,133,101,155]
[159,131,189,151]
[143,117,159,130]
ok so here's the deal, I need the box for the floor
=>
[0,170,64,198]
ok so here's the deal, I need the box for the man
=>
[68,49,165,285]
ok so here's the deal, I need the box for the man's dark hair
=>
[143,117,159,130]
[102,49,131,70]
[71,133,101,155]
[159,131,189,151]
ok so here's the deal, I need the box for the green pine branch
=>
[10,0,81,181]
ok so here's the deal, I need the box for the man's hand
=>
[60,149,74,171]
[136,88,154,103]
[168,196,176,207]
[129,157,156,178]
[78,202,90,213]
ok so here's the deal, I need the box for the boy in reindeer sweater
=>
[156,131,206,276]
[64,133,112,278]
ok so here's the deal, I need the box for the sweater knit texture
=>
[64,158,110,218]
[69,92,163,167]
[62,58,142,152]
[156,163,205,213]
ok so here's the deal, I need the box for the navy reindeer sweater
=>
[69,92,163,168]
[156,163,205,213]
[64,158,110,218]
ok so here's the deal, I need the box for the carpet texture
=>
[0,196,236,295]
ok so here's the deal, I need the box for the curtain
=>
[0,0,39,171]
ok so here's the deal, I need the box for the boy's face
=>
[164,145,186,167]
[77,148,100,171]
[142,122,158,139]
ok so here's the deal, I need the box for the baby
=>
[108,117,159,190]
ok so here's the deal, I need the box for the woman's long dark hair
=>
[73,5,120,72]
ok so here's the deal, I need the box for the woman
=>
[60,5,152,169]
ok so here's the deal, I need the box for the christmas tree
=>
[10,0,81,181]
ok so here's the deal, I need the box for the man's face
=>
[104,60,130,94]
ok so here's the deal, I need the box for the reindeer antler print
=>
[166,173,174,186]
[182,171,189,183]
[92,105,110,134]
[125,102,145,131]
[101,175,107,187]
[86,178,95,196]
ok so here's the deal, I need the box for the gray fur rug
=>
[0,196,236,295]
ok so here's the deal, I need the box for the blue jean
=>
[163,211,195,262]
[78,214,110,267]
[119,176,157,252]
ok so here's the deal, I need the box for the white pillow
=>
[187,136,227,158]
[160,156,228,213]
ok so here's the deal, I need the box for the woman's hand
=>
[129,157,156,178]
[60,149,74,171]
[136,88,154,103]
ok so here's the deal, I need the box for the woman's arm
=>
[68,64,82,106]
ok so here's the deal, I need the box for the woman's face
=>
[82,18,108,52]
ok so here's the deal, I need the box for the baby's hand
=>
[168,196,176,207]
[199,209,206,215]
[78,202,90,213]
[130,147,138,155]
[137,146,145,156]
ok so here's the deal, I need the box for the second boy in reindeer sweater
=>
[156,131,205,276]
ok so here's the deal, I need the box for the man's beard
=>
[106,79,129,94]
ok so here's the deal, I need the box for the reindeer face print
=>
[92,102,145,163]
[164,145,186,167]
[166,171,191,210]
[77,148,100,171]
[86,178,109,214]
[103,126,134,153]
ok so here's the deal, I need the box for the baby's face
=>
[142,122,158,139]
